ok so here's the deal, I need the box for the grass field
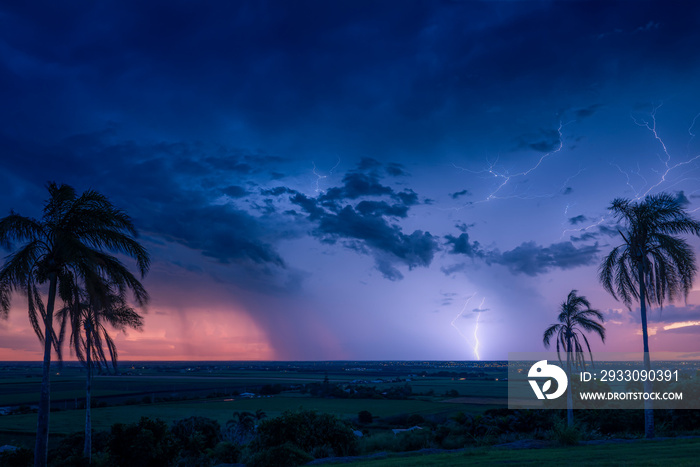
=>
[0,363,509,456]
[0,394,496,436]
[347,438,700,466]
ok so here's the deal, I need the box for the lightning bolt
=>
[449,121,570,207]
[473,297,485,361]
[628,103,700,200]
[560,216,605,240]
[566,106,700,238]
[450,293,484,361]
[450,293,476,348]
[311,158,341,193]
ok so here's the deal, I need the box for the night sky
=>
[1,1,700,361]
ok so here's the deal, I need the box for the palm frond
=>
[543,324,560,348]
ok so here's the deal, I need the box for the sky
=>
[1,1,700,361]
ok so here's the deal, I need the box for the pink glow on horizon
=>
[0,303,276,362]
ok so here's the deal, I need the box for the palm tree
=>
[0,182,150,466]
[599,192,700,439]
[226,411,256,444]
[543,290,605,427]
[57,285,144,462]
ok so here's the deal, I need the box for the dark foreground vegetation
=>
[0,361,699,466]
[2,406,700,466]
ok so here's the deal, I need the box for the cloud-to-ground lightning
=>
[472,297,486,361]
[451,294,487,361]
[450,293,476,357]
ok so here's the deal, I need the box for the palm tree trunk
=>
[566,335,573,427]
[34,273,57,467]
[638,262,654,439]
[84,326,92,463]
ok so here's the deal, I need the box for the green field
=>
[0,365,696,465]
[347,438,700,466]
[0,394,494,436]
[0,365,506,439]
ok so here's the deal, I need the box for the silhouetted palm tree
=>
[57,285,144,462]
[226,411,256,444]
[0,182,149,466]
[599,192,700,438]
[543,290,605,427]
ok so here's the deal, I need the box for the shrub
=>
[252,409,358,458]
[171,416,221,451]
[208,441,241,464]
[47,433,87,467]
[0,447,33,467]
[406,414,424,426]
[358,410,373,424]
[108,417,180,467]
[546,420,581,446]
[395,429,432,451]
[247,442,313,467]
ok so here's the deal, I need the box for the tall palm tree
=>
[543,290,605,427]
[226,411,256,445]
[0,182,150,466]
[57,285,144,462]
[599,192,700,439]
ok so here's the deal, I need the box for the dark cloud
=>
[264,172,440,280]
[569,215,588,225]
[2,0,700,161]
[675,190,690,207]
[386,163,408,177]
[356,158,383,172]
[355,201,409,218]
[575,104,602,119]
[488,241,599,276]
[157,205,284,267]
[222,185,249,198]
[516,128,561,153]
[450,189,471,199]
[320,172,394,203]
[445,233,482,258]
[439,291,458,307]
[203,158,253,174]
[314,205,438,280]
[0,132,300,293]
[455,223,474,233]
[290,192,326,220]
[261,186,297,196]
[597,225,620,238]
[627,304,700,325]
[396,189,419,206]
[571,232,598,243]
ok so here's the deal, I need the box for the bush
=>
[395,429,432,451]
[108,417,180,467]
[171,416,221,451]
[252,409,358,458]
[406,414,425,426]
[359,429,432,454]
[0,447,33,467]
[208,441,241,464]
[358,410,373,424]
[247,442,313,467]
[546,420,581,446]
